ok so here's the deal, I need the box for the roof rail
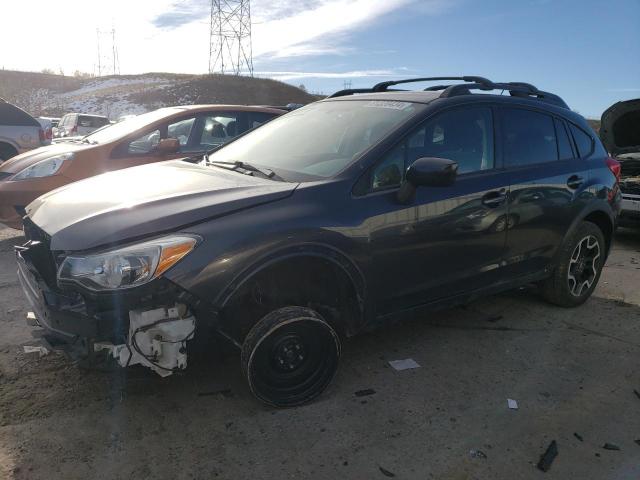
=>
[327,76,569,109]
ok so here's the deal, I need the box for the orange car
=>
[0,105,285,228]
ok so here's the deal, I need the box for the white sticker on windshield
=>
[363,101,412,110]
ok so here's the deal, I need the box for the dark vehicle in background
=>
[600,98,640,227]
[0,98,49,162]
[15,77,620,407]
[0,104,284,228]
[56,113,111,138]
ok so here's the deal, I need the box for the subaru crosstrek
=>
[15,76,621,407]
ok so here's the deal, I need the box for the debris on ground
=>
[633,389,640,400]
[486,315,503,323]
[634,439,640,447]
[574,432,584,442]
[507,398,518,410]
[602,443,621,451]
[355,389,376,397]
[388,359,420,371]
[536,440,558,472]
[469,449,487,459]
[197,388,232,397]
[23,345,49,357]
[378,466,396,477]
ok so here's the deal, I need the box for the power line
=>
[209,0,253,76]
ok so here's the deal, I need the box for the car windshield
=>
[208,100,419,178]
[83,108,184,144]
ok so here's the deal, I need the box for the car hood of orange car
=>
[26,160,298,251]
[0,142,94,174]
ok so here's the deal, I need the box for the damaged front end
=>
[16,220,202,376]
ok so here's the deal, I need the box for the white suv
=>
[56,113,110,138]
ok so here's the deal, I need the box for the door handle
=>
[567,175,584,189]
[481,189,507,208]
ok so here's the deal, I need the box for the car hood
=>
[26,160,298,251]
[0,142,92,174]
[600,98,640,156]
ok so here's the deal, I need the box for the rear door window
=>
[247,112,278,130]
[79,115,109,128]
[568,123,594,158]
[554,118,575,160]
[502,108,558,166]
[183,112,248,153]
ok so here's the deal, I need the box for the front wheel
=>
[540,221,606,307]
[241,306,341,407]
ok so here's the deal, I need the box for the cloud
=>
[152,0,209,29]
[255,69,405,81]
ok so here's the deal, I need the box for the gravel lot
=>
[0,226,639,479]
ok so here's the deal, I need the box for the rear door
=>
[499,107,592,277]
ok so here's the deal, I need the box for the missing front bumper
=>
[94,305,196,377]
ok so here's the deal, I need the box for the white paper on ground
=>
[389,358,421,371]
[507,398,518,409]
[23,345,49,357]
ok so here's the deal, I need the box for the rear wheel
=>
[241,306,341,407]
[540,221,606,307]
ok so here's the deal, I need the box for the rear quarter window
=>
[568,123,594,158]
[0,102,39,127]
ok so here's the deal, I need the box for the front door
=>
[360,105,510,315]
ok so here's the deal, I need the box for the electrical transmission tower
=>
[209,0,253,76]
[96,27,120,76]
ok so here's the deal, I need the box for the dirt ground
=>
[0,226,639,479]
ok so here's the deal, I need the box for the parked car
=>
[56,113,110,138]
[600,98,640,227]
[15,77,620,407]
[0,105,284,228]
[36,117,60,142]
[0,99,48,162]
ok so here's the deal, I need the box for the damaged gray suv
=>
[16,77,621,407]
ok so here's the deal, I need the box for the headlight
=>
[12,153,74,180]
[57,235,198,291]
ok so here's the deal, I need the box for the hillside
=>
[0,70,317,119]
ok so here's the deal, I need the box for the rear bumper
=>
[619,194,640,227]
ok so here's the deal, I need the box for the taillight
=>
[605,156,621,182]
[70,126,77,135]
[45,127,53,140]
[38,128,45,143]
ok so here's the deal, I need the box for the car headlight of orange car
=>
[57,235,199,291]
[12,152,74,180]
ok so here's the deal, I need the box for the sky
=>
[0,0,638,117]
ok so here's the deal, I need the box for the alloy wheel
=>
[567,234,601,297]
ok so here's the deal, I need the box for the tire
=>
[241,306,341,407]
[540,221,606,307]
[0,143,18,163]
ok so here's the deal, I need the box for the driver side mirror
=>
[156,138,180,154]
[397,157,458,204]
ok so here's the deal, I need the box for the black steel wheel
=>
[241,306,341,407]
[540,221,606,307]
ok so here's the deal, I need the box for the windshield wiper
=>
[201,157,285,181]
